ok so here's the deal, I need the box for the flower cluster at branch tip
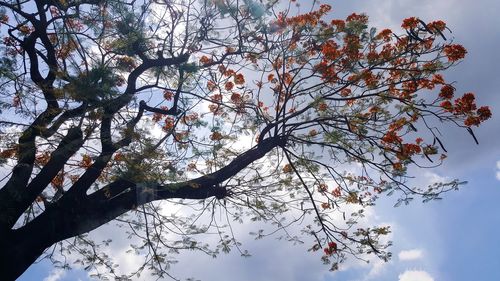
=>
[443,44,467,62]
[324,241,337,256]
[401,17,419,29]
[210,131,223,141]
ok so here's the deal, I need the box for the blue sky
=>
[19,0,500,280]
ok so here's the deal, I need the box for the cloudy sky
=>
[19,0,500,280]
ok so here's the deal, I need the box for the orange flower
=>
[0,14,9,24]
[346,13,368,24]
[35,152,51,165]
[369,106,379,114]
[440,100,453,111]
[18,25,32,35]
[199,55,212,65]
[453,93,476,114]
[319,4,332,13]
[401,17,419,29]
[207,80,217,91]
[282,164,293,173]
[439,85,455,99]
[431,74,445,85]
[428,20,446,32]
[210,131,223,141]
[324,241,337,255]
[210,94,222,102]
[464,116,480,127]
[283,72,293,85]
[330,19,345,30]
[392,162,403,171]
[332,187,341,197]
[225,81,234,91]
[12,96,21,107]
[376,29,392,42]
[340,88,351,97]
[477,106,492,121]
[321,40,339,60]
[224,68,236,77]
[402,143,422,156]
[317,102,328,112]
[381,131,402,144]
[51,173,64,189]
[114,153,124,161]
[80,154,92,168]
[163,117,175,130]
[443,44,467,62]
[218,65,226,74]
[230,92,241,102]
[234,73,245,85]
[208,104,220,114]
[163,90,174,101]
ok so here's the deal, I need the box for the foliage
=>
[0,0,491,279]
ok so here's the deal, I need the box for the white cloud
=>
[361,259,388,281]
[398,270,434,281]
[360,0,463,31]
[496,161,500,180]
[398,249,424,261]
[43,268,66,281]
[423,172,449,185]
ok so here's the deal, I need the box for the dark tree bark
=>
[0,136,284,280]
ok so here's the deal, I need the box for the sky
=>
[18,0,500,280]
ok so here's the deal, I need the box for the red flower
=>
[440,100,453,111]
[464,116,480,127]
[477,106,492,121]
[324,241,337,255]
[224,81,234,91]
[340,88,351,97]
[332,187,341,197]
[283,164,293,173]
[402,17,419,29]
[432,74,445,85]
[234,73,245,85]
[428,20,446,32]
[199,55,212,65]
[439,85,455,99]
[210,131,223,141]
[453,92,476,113]
[376,29,392,42]
[163,117,175,130]
[382,131,402,144]
[317,102,328,111]
[443,44,467,62]
[207,80,217,91]
[230,93,241,102]
[330,19,345,30]
[210,94,222,102]
[346,13,368,24]
[163,91,174,101]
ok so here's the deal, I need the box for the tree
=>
[0,0,491,279]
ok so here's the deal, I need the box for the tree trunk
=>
[0,227,52,281]
[0,137,283,280]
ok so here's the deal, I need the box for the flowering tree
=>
[0,0,491,279]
